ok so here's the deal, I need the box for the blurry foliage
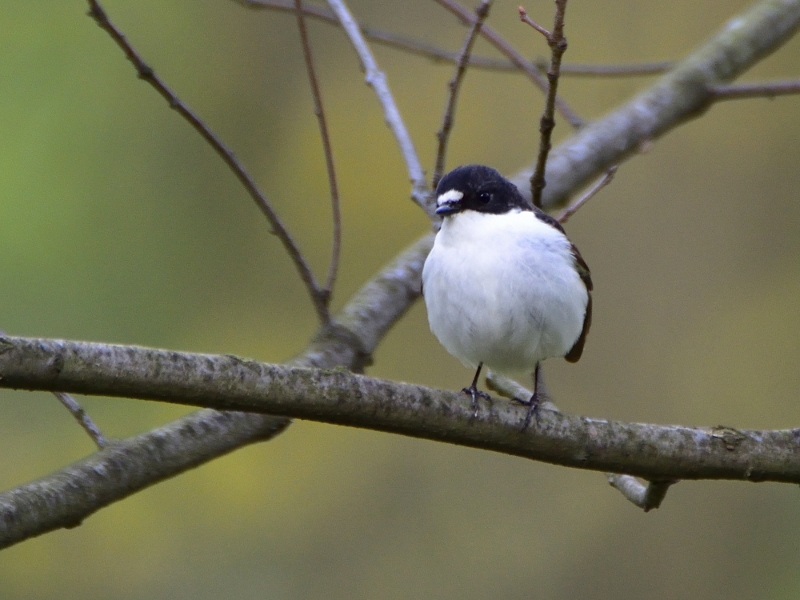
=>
[1,0,800,599]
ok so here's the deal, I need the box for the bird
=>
[421,165,592,429]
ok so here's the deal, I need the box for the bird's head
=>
[434,165,530,217]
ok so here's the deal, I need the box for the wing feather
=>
[564,242,592,363]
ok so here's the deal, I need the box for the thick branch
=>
[0,410,290,548]
[3,0,799,550]
[2,337,800,487]
[488,370,676,511]
[512,0,800,208]
[0,235,431,549]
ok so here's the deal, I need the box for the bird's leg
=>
[461,362,490,416]
[512,362,542,430]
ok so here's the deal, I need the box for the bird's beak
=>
[435,202,461,216]
[435,189,464,216]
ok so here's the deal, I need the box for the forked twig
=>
[53,392,109,450]
[432,0,493,190]
[294,0,341,299]
[520,2,569,208]
[434,0,583,129]
[555,165,617,224]
[325,0,432,216]
[86,0,331,324]
[709,78,800,100]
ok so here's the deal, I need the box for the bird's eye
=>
[478,192,492,204]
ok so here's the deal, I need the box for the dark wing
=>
[570,243,593,291]
[532,207,593,362]
[564,242,592,363]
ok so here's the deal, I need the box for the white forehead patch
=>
[436,189,464,206]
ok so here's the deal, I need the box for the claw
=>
[516,393,541,431]
[461,384,491,416]
[515,362,543,431]
[460,362,490,416]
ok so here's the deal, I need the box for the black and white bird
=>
[422,165,592,428]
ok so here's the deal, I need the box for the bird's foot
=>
[461,384,491,417]
[512,393,541,431]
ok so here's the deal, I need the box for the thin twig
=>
[237,0,673,77]
[553,60,673,76]
[324,0,432,216]
[86,0,331,324]
[522,2,569,208]
[486,370,678,511]
[434,0,583,129]
[555,165,617,224]
[432,0,493,190]
[294,0,341,300]
[53,392,109,450]
[519,9,551,38]
[709,78,800,101]
[238,0,510,70]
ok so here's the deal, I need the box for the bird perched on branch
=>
[422,165,592,429]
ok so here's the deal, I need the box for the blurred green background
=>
[2,0,800,598]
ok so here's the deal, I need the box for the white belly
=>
[422,210,588,376]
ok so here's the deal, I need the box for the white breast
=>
[422,210,588,376]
